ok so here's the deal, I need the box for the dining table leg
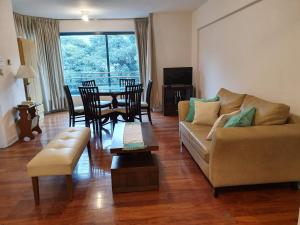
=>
[111,94,119,108]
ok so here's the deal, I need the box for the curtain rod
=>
[198,0,264,31]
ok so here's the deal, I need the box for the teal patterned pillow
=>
[185,96,220,122]
[224,107,256,128]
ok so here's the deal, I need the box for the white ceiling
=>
[12,0,207,20]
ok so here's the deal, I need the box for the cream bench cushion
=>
[27,127,91,177]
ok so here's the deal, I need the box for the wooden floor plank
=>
[0,112,299,225]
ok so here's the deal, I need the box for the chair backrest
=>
[145,80,153,105]
[63,85,75,115]
[82,80,96,87]
[125,84,143,120]
[79,86,101,121]
[119,78,135,87]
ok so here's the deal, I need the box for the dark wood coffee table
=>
[110,123,159,193]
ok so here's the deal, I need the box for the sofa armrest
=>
[178,101,190,121]
[209,124,300,187]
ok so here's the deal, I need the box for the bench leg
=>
[66,175,73,201]
[32,177,40,205]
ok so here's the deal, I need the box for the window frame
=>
[60,31,138,93]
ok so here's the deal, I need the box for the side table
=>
[17,104,42,140]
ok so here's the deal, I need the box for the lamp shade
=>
[16,65,36,79]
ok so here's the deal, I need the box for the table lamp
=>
[16,65,37,101]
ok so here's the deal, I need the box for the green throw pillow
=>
[185,96,220,122]
[224,107,256,128]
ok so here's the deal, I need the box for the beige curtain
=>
[135,15,159,110]
[14,13,66,113]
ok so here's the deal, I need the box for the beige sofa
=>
[178,88,300,196]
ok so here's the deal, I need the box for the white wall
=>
[152,12,192,109]
[59,19,135,33]
[0,0,26,148]
[192,0,300,115]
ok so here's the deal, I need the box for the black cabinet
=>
[163,85,194,116]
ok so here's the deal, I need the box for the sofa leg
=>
[32,177,40,205]
[66,175,73,201]
[213,187,219,198]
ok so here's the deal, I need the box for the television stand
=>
[163,84,193,116]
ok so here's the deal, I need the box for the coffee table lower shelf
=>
[111,152,159,193]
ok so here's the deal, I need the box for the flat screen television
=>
[163,67,192,85]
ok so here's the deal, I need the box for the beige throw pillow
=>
[192,101,220,126]
[206,110,240,140]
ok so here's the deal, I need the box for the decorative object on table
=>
[123,122,145,150]
[17,103,42,141]
[141,80,153,124]
[110,122,159,193]
[15,65,36,101]
[64,85,85,127]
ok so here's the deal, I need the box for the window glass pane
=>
[107,34,140,89]
[60,33,140,95]
[61,35,108,94]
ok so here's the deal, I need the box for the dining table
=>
[98,86,143,108]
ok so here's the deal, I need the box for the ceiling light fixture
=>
[81,11,89,22]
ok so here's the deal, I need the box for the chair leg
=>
[87,141,92,161]
[69,114,72,127]
[66,175,73,201]
[32,177,40,205]
[147,107,152,124]
[72,117,75,127]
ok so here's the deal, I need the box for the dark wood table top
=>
[98,87,126,96]
[110,123,159,154]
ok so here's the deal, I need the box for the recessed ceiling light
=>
[81,10,89,22]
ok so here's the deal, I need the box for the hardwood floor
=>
[0,112,299,225]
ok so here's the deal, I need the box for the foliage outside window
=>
[60,33,140,95]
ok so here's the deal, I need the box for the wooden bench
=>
[27,127,91,205]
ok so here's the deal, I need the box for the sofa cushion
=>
[241,95,290,125]
[206,110,240,140]
[180,121,212,163]
[224,107,256,128]
[185,96,220,122]
[217,88,246,115]
[192,101,220,126]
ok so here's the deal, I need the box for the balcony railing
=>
[64,71,140,95]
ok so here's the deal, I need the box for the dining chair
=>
[118,78,136,106]
[82,79,111,108]
[64,85,85,127]
[119,78,136,87]
[82,80,96,87]
[114,84,143,122]
[141,80,153,124]
[79,86,114,141]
